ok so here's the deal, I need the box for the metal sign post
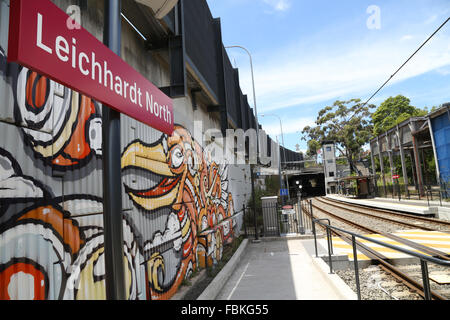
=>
[102,0,126,300]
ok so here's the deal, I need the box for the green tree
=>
[371,95,427,136]
[301,98,375,175]
[306,139,321,157]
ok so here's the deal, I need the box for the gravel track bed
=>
[336,264,450,300]
[309,198,450,300]
[311,198,411,234]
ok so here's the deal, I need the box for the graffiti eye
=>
[88,117,102,156]
[171,147,184,169]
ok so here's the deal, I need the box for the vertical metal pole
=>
[297,192,304,234]
[428,118,441,183]
[312,219,318,258]
[377,137,387,196]
[412,133,425,197]
[243,205,248,238]
[102,0,126,300]
[276,136,284,205]
[205,236,209,269]
[250,164,259,241]
[276,202,281,236]
[352,235,361,300]
[420,260,432,300]
[329,229,334,255]
[326,227,333,274]
[387,141,395,198]
[397,125,409,198]
[369,141,378,196]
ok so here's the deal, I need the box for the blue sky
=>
[205,0,450,154]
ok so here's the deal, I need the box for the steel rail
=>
[303,200,449,300]
[317,197,440,231]
[311,199,450,261]
[322,196,450,227]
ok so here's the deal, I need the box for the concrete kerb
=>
[312,255,358,300]
[197,238,249,300]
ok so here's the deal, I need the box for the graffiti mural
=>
[121,125,237,299]
[0,56,242,300]
[14,67,103,170]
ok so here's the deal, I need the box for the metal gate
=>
[261,197,305,237]
[280,205,300,236]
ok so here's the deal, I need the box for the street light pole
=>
[261,113,290,201]
[296,182,304,234]
[225,45,261,242]
[225,45,260,156]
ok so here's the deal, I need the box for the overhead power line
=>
[361,16,450,108]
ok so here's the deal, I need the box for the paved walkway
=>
[216,238,355,300]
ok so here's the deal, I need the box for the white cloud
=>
[436,65,450,76]
[424,15,437,25]
[400,35,414,41]
[260,116,315,136]
[234,22,450,114]
[263,0,291,12]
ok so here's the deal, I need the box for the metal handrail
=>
[312,218,450,300]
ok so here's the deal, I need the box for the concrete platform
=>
[326,194,450,221]
[212,238,356,300]
[326,194,434,216]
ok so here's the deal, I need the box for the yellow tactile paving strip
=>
[319,229,450,261]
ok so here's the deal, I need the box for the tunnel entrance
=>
[288,173,325,199]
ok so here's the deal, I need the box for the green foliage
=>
[306,139,321,157]
[301,98,375,174]
[371,95,427,136]
[246,176,280,227]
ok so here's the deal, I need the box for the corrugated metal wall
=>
[432,113,450,193]
[0,0,248,300]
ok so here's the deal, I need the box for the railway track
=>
[318,196,450,232]
[302,197,450,300]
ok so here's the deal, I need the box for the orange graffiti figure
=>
[122,125,234,300]
[16,67,102,170]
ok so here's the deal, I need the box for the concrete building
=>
[369,103,450,199]
[322,141,338,194]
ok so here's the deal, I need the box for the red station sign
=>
[8,0,174,135]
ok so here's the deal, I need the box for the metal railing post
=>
[313,219,450,300]
[420,260,432,300]
[312,219,318,257]
[352,235,361,300]
[326,227,333,274]
[313,218,334,272]
[205,236,209,269]
[297,195,304,234]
